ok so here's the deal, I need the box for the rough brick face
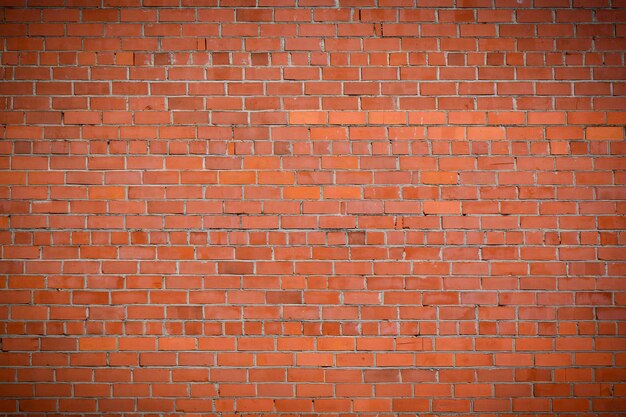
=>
[1,1,625,415]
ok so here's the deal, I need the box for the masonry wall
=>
[1,1,625,415]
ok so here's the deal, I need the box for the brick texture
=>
[1,1,625,415]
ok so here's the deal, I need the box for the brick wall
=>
[1,1,625,415]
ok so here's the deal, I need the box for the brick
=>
[0,4,623,416]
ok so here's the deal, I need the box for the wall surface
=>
[1,0,625,415]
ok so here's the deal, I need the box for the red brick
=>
[1,5,622,415]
